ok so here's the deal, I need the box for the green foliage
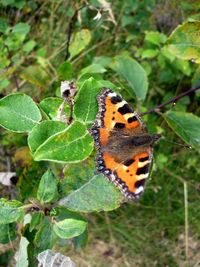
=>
[33,121,93,163]
[29,212,43,232]
[167,21,200,63]
[110,55,148,100]
[33,217,57,254]
[37,170,58,203]
[59,174,122,212]
[53,218,87,239]
[74,77,102,123]
[0,1,200,266]
[58,61,73,80]
[39,97,70,120]
[0,94,41,132]
[0,199,24,224]
[28,121,67,153]
[0,224,16,243]
[69,29,91,60]
[164,111,200,147]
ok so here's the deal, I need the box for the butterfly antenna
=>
[160,137,192,149]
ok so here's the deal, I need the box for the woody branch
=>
[140,85,200,116]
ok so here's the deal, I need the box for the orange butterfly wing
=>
[91,88,153,200]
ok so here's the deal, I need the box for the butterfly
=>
[90,88,161,200]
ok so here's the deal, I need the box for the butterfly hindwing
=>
[99,150,152,199]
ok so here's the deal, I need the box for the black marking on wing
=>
[139,156,149,162]
[136,164,150,175]
[135,179,146,188]
[111,95,122,104]
[127,116,138,123]
[114,122,126,129]
[118,104,133,115]
[124,158,135,166]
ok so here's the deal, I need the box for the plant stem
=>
[65,5,86,61]
[140,85,200,116]
[184,181,189,261]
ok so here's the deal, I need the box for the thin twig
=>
[4,45,20,91]
[68,99,74,124]
[65,5,86,61]
[140,85,200,116]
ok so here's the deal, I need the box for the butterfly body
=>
[90,88,161,200]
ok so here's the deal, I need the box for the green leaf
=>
[39,97,70,120]
[59,174,122,212]
[53,218,87,239]
[167,21,200,63]
[12,0,25,9]
[80,64,107,76]
[145,31,167,46]
[29,212,43,232]
[93,56,112,67]
[12,22,30,35]
[98,80,118,91]
[174,59,192,76]
[16,236,29,267]
[0,94,41,132]
[22,40,36,53]
[0,55,11,70]
[74,77,102,124]
[34,217,57,253]
[60,158,96,196]
[0,17,9,33]
[0,224,16,243]
[28,120,67,153]
[33,121,93,163]
[0,78,10,91]
[110,55,148,100]
[54,206,86,221]
[73,228,88,250]
[1,0,25,8]
[0,0,14,6]
[164,111,200,147]
[0,198,24,224]
[69,29,91,59]
[37,170,58,203]
[58,61,73,80]
[141,49,158,59]
[20,65,50,87]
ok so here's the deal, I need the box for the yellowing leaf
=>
[167,21,200,63]
[69,29,91,59]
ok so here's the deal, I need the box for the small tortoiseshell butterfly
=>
[90,88,161,200]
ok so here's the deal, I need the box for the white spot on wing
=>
[135,186,144,194]
[122,165,127,170]
[111,121,116,128]
[138,161,150,168]
[136,173,148,180]
[116,100,127,108]
[108,92,117,97]
[124,113,135,120]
